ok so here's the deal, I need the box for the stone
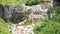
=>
[11,21,35,34]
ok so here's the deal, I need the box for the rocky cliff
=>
[0,2,53,22]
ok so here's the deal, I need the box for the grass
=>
[0,18,13,34]
[33,17,60,34]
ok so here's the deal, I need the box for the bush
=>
[52,14,60,23]
[25,0,42,6]
[33,18,60,34]
[0,18,12,34]
[0,0,22,6]
[56,6,60,14]
[33,3,60,34]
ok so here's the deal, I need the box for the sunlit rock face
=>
[3,4,51,21]
[25,0,54,19]
[2,1,53,21]
[25,4,48,19]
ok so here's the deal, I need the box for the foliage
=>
[33,6,60,34]
[34,18,60,34]
[33,4,60,34]
[0,0,22,6]
[56,6,60,14]
[0,18,12,34]
[52,13,60,23]
[48,6,53,11]
[25,0,42,6]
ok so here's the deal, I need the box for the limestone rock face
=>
[1,5,47,21]
[3,5,25,21]
[25,2,53,19]
[0,2,53,21]
[26,4,48,19]
[10,23,35,34]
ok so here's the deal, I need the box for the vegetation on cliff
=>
[25,0,42,6]
[0,0,22,6]
[33,1,60,34]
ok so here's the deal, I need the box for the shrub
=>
[0,18,12,34]
[0,0,22,6]
[33,18,60,34]
[25,0,42,6]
